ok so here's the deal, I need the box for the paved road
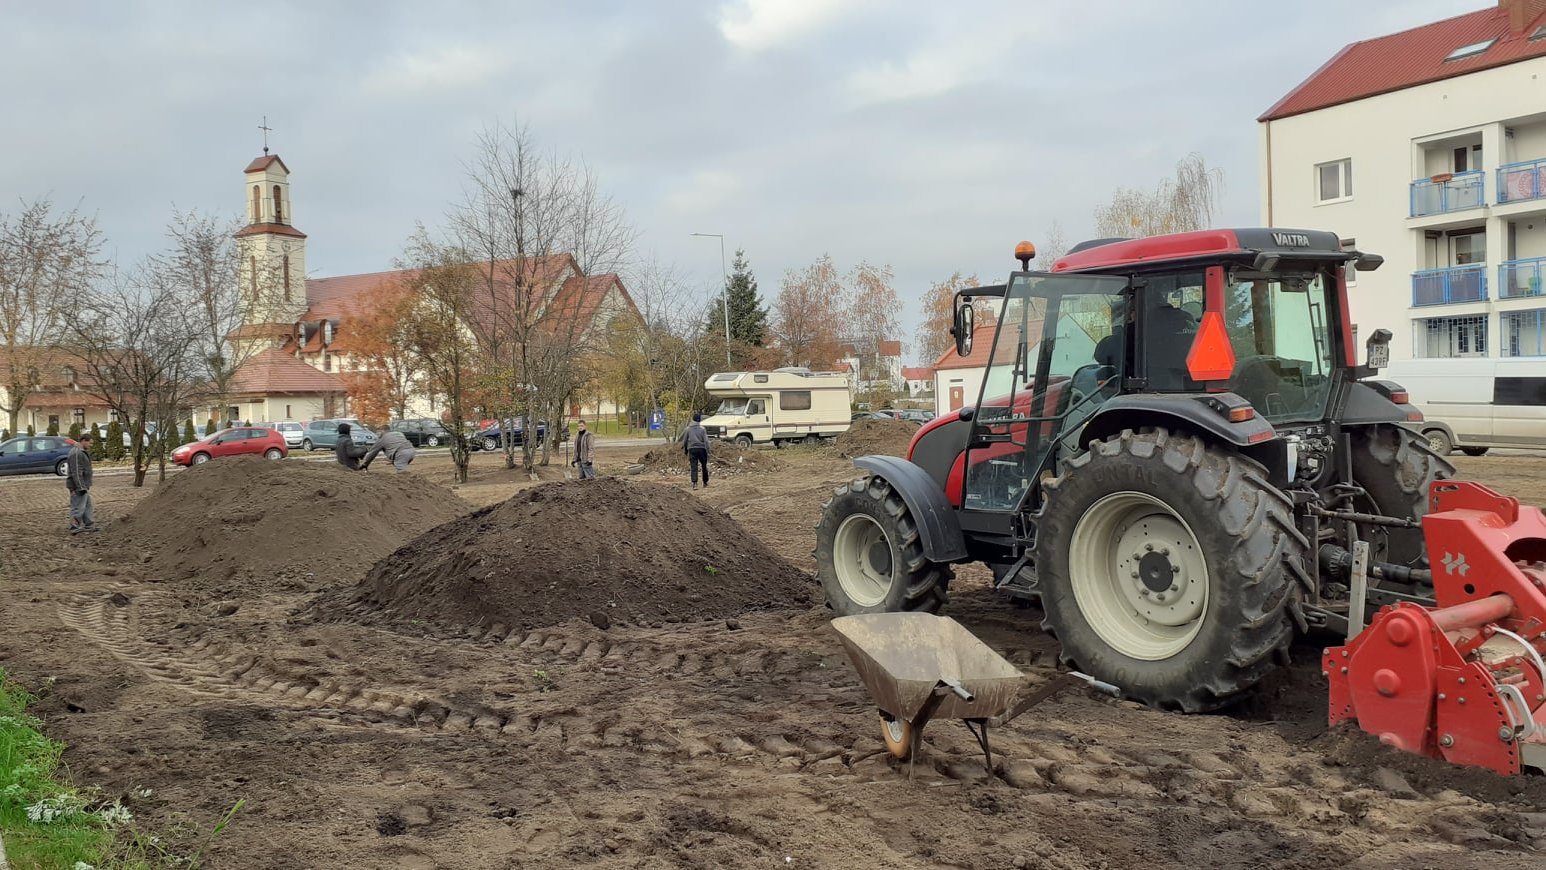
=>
[0,437,668,486]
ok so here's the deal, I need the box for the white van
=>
[1380,358,1546,455]
[702,368,852,447]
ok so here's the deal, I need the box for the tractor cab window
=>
[1223,269,1336,422]
[1140,273,1205,391]
[965,272,1127,512]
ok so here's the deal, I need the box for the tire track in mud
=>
[58,588,1545,847]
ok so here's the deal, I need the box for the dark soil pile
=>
[636,444,784,476]
[115,456,470,585]
[835,418,917,458]
[348,477,814,631]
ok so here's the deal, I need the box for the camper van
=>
[701,368,852,447]
[1380,357,1546,455]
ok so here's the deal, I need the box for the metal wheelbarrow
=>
[831,612,1117,776]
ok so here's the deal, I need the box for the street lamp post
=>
[691,232,733,369]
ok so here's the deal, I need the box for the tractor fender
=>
[1078,394,1275,449]
[1340,380,1417,425]
[853,455,969,563]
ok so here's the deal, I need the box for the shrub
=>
[45,420,59,436]
[104,420,125,460]
[183,418,196,444]
[68,422,82,441]
[26,424,35,437]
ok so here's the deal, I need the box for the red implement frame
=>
[1325,481,1546,774]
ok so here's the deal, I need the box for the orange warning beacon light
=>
[1015,241,1036,270]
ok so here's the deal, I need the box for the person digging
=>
[66,429,97,534]
[361,428,415,473]
[335,423,368,470]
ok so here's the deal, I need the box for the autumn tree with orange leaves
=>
[341,281,422,424]
[770,256,845,370]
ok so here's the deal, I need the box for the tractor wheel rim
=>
[833,513,894,608]
[1070,491,1208,660]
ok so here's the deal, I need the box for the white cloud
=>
[717,0,865,51]
[363,44,510,97]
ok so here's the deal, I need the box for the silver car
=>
[260,421,306,448]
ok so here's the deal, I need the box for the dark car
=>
[0,435,75,477]
[388,418,453,448]
[471,419,547,452]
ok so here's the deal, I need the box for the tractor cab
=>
[936,229,1390,516]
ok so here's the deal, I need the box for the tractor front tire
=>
[1349,424,1453,568]
[815,476,953,615]
[1037,428,1305,712]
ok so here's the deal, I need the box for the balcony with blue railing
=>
[1500,256,1546,299]
[1410,170,1486,217]
[1498,158,1546,205]
[1412,263,1488,306]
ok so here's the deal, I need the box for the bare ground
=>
[0,447,1543,868]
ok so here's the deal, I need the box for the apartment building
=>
[1259,0,1546,361]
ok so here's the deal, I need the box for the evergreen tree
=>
[68,422,82,441]
[26,425,34,437]
[1,429,9,441]
[206,413,218,436]
[706,249,768,348]
[183,418,196,444]
[105,420,125,460]
[46,420,58,436]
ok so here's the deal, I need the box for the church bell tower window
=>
[273,185,284,223]
[251,185,261,223]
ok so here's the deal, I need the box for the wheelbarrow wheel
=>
[879,711,914,760]
[814,475,953,615]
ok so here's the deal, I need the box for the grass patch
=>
[0,670,115,868]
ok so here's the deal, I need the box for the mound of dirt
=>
[636,444,784,476]
[115,456,470,585]
[835,418,917,458]
[347,477,814,632]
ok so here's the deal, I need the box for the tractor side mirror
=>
[1355,253,1385,272]
[1365,328,1392,371]
[953,301,975,358]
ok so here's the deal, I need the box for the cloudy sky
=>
[2,0,1482,362]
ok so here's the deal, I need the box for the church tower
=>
[234,153,308,326]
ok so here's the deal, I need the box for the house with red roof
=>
[837,338,905,392]
[1259,0,1546,363]
[226,152,639,424]
[901,366,935,398]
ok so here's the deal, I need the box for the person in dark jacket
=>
[335,423,368,470]
[570,419,595,480]
[361,429,416,473]
[682,413,711,490]
[66,430,97,533]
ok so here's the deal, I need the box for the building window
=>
[1503,310,1546,357]
[323,351,332,372]
[285,404,292,418]
[1317,159,1353,203]
[283,254,291,301]
[1415,314,1488,358]
[249,255,258,298]
[252,185,261,222]
[1340,238,1357,286]
[72,408,85,425]
[273,185,283,223]
[47,415,59,430]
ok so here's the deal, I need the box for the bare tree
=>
[916,271,981,363]
[64,266,199,487]
[450,119,637,472]
[1094,153,1223,239]
[145,208,255,423]
[0,199,106,434]
[843,261,901,385]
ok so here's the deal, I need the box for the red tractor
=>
[816,228,1453,712]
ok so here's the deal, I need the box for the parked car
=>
[0,435,75,477]
[258,421,306,448]
[299,418,378,451]
[388,418,453,448]
[471,419,547,452]
[171,427,288,466]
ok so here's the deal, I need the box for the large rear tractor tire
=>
[1349,424,1454,569]
[1036,428,1306,712]
[814,476,953,615]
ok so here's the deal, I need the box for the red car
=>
[171,426,288,466]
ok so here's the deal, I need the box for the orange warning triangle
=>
[1185,311,1236,381]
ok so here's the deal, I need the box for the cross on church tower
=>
[258,116,273,155]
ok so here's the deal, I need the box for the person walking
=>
[683,413,711,490]
[361,428,416,473]
[335,423,368,470]
[570,419,596,480]
[66,429,97,533]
